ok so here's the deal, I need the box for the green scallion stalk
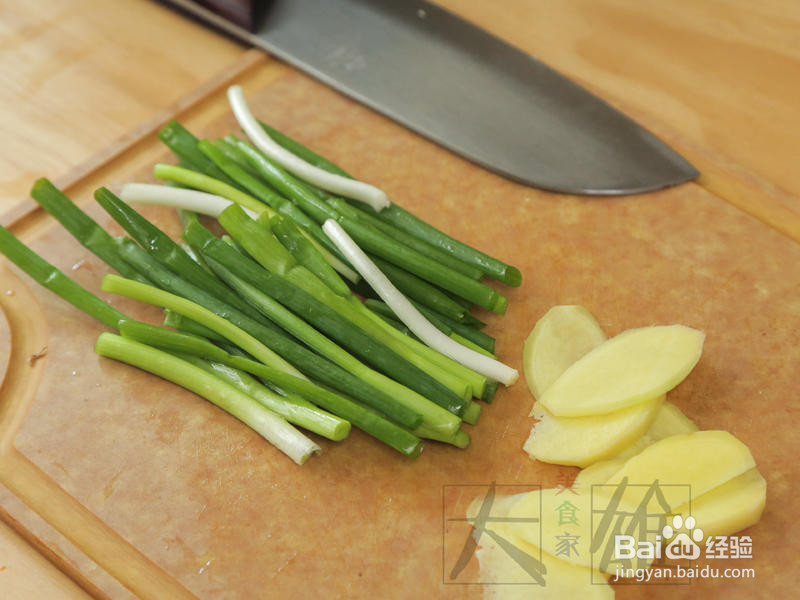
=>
[135,322,439,452]
[0,225,126,330]
[154,158,358,282]
[369,257,467,321]
[366,298,495,354]
[176,354,350,441]
[217,204,296,275]
[105,251,438,435]
[153,164,270,217]
[157,120,240,188]
[29,178,149,284]
[368,204,522,287]
[187,217,469,416]
[163,309,227,343]
[102,273,303,377]
[95,333,319,465]
[117,320,423,454]
[461,401,481,426]
[268,214,350,296]
[370,311,411,336]
[95,187,266,321]
[458,311,487,329]
[367,298,452,334]
[258,122,344,175]
[326,196,483,280]
[178,241,213,274]
[481,380,500,404]
[198,139,314,229]
[209,217,477,401]
[355,302,488,399]
[205,257,431,430]
[257,120,521,286]
[227,137,506,313]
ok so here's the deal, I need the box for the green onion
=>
[217,204,296,275]
[227,137,506,313]
[95,187,266,321]
[207,207,479,400]
[120,183,258,218]
[459,311,487,329]
[369,310,411,336]
[117,320,423,455]
[29,178,149,284]
[140,168,358,283]
[207,138,361,284]
[355,303,487,400]
[322,219,519,385]
[205,257,431,430]
[175,354,350,442]
[326,196,483,280]
[259,122,344,175]
[227,85,390,211]
[366,298,495,354]
[118,321,348,440]
[210,138,356,265]
[95,333,319,465]
[158,120,239,188]
[269,214,350,296]
[481,380,500,404]
[163,309,227,343]
[104,258,435,435]
[375,204,522,287]
[188,214,469,417]
[369,257,467,321]
[0,224,126,330]
[257,120,521,286]
[198,138,325,235]
[154,164,270,217]
[103,272,301,376]
[462,401,482,426]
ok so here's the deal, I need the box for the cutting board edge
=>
[0,47,281,600]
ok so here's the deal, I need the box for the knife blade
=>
[164,0,699,195]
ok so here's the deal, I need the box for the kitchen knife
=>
[163,0,700,195]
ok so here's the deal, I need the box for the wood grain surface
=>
[437,0,800,241]
[0,0,243,213]
[0,1,797,598]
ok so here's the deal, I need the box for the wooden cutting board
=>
[0,51,798,599]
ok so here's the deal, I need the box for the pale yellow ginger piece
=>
[573,458,627,488]
[672,467,766,541]
[523,305,608,400]
[524,397,662,467]
[523,306,661,467]
[468,493,614,598]
[540,325,705,417]
[615,401,699,459]
[646,401,700,438]
[602,430,756,510]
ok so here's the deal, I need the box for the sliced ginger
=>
[524,397,662,467]
[540,325,705,417]
[573,458,627,488]
[615,401,699,459]
[508,305,766,591]
[602,430,756,510]
[523,306,681,467]
[672,467,766,541]
[523,305,608,399]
